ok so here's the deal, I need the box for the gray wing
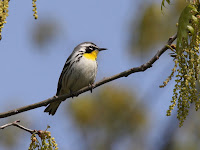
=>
[56,52,74,96]
[56,46,83,95]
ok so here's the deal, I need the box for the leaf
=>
[176,4,197,54]
[161,0,171,10]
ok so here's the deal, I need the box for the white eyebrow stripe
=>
[81,43,97,48]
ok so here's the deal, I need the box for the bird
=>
[44,42,107,115]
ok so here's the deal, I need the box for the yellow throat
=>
[83,50,99,61]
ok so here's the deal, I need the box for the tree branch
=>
[0,120,37,134]
[0,34,177,118]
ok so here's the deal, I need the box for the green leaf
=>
[187,25,195,34]
[161,0,171,10]
[176,4,197,54]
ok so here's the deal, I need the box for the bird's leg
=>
[70,89,74,99]
[89,83,95,93]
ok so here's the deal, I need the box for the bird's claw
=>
[70,90,79,99]
[89,83,95,93]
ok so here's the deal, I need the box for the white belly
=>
[60,57,97,95]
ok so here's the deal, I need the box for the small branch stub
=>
[0,121,58,150]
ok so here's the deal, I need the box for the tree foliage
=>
[0,0,38,40]
[29,126,58,150]
[0,0,9,40]
[160,1,200,127]
[161,0,171,10]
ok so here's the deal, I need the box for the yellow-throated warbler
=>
[44,42,107,115]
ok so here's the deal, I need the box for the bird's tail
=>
[44,101,61,115]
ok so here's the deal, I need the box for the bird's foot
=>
[89,83,95,93]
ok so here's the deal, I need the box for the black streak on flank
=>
[76,56,82,63]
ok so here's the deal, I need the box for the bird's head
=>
[77,42,107,60]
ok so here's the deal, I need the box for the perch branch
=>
[0,34,177,118]
[0,120,37,134]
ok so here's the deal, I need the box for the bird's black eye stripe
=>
[85,46,96,53]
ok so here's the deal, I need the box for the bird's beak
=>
[98,48,107,51]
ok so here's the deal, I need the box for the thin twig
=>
[0,120,37,134]
[0,34,177,118]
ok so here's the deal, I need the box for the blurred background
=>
[1,0,200,150]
